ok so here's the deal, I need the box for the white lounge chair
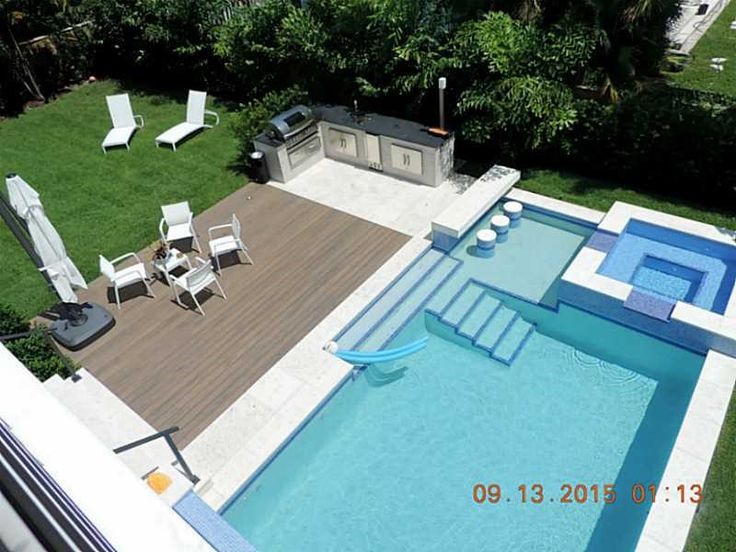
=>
[170,257,226,315]
[102,94,144,152]
[154,90,219,151]
[99,253,155,309]
[159,201,202,252]
[207,214,254,272]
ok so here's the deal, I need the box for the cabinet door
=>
[390,144,423,175]
[365,134,381,165]
[327,128,358,158]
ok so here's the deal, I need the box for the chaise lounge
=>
[154,90,219,151]
[102,93,144,152]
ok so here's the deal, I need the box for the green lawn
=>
[518,169,736,230]
[669,1,736,96]
[686,393,736,551]
[0,80,245,318]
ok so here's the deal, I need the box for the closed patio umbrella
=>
[2,173,114,350]
[5,174,87,303]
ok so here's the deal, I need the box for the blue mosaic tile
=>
[623,289,675,321]
[586,231,618,253]
[431,230,458,252]
[174,491,256,551]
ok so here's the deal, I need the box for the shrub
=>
[0,303,29,336]
[558,85,736,203]
[5,329,68,381]
[83,0,229,89]
[0,303,69,381]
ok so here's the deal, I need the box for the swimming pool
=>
[597,219,736,314]
[221,206,704,551]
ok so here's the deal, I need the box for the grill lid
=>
[267,105,314,141]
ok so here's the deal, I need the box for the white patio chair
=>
[207,214,254,272]
[170,257,226,316]
[99,253,155,309]
[102,94,144,152]
[154,90,219,151]
[159,201,202,252]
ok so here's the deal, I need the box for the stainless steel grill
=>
[267,105,317,147]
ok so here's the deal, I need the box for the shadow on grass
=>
[523,168,736,232]
[111,78,241,113]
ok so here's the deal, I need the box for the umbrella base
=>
[49,302,115,351]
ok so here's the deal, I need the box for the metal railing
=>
[113,427,199,484]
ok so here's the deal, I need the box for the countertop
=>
[313,105,450,148]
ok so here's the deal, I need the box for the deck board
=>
[68,185,408,447]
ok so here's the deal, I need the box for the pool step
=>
[492,317,535,365]
[338,248,461,351]
[458,294,502,339]
[440,283,487,327]
[426,283,535,365]
[475,307,517,353]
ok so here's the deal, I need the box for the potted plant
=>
[151,240,170,263]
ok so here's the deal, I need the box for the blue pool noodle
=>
[335,337,428,365]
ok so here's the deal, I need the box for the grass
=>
[686,391,736,551]
[0,80,245,318]
[669,1,736,96]
[518,169,736,230]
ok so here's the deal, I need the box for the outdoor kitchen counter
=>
[313,105,450,148]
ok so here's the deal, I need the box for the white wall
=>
[0,345,213,552]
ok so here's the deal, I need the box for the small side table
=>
[152,248,192,297]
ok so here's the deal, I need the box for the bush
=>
[558,85,736,203]
[5,329,68,381]
[0,303,29,336]
[0,303,70,381]
[83,0,230,90]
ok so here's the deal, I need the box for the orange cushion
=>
[147,471,172,494]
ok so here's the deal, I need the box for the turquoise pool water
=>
[222,208,704,552]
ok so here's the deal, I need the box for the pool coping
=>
[431,165,520,250]
[504,188,605,226]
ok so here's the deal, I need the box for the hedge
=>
[559,85,736,203]
[0,303,70,381]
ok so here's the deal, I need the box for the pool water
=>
[222,209,704,552]
[598,220,736,313]
[450,206,592,306]
[631,256,704,303]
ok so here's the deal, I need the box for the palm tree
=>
[591,0,680,100]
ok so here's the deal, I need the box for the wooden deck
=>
[69,185,408,447]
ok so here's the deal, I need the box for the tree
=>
[0,0,84,111]
[83,0,230,87]
[452,12,598,152]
